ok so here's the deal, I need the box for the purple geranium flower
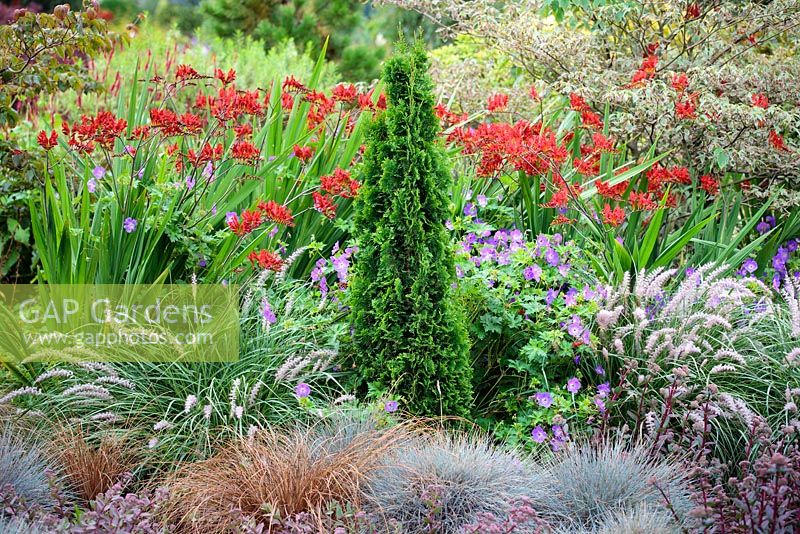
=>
[531,425,547,443]
[123,217,137,233]
[534,391,553,408]
[566,377,581,394]
[597,382,610,397]
[742,258,758,273]
[87,178,97,193]
[294,382,311,398]
[566,315,584,338]
[563,287,578,307]
[92,166,106,179]
[384,400,399,413]
[523,264,542,282]
[545,248,560,266]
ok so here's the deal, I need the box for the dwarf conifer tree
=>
[349,42,473,417]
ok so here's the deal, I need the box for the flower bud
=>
[53,4,70,20]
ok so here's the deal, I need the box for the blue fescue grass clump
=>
[530,441,693,532]
[0,422,54,509]
[363,434,537,533]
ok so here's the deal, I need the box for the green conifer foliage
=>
[349,43,473,417]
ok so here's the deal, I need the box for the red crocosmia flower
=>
[769,130,789,151]
[281,92,295,112]
[529,85,541,102]
[132,125,151,140]
[581,110,603,129]
[234,209,263,236]
[303,90,325,105]
[550,214,576,226]
[166,143,180,157]
[234,123,253,138]
[751,93,769,109]
[644,42,660,56]
[669,166,691,185]
[37,130,57,150]
[747,33,758,45]
[435,104,467,126]
[234,90,264,116]
[282,75,307,93]
[194,93,208,110]
[175,64,199,81]
[569,93,590,112]
[320,168,360,198]
[597,180,629,200]
[178,113,203,134]
[150,108,181,136]
[602,204,626,226]
[675,93,698,120]
[293,145,313,162]
[627,55,658,88]
[487,93,509,112]
[574,155,600,176]
[543,187,571,208]
[312,191,337,219]
[685,3,700,19]
[232,141,259,162]
[214,68,236,85]
[332,83,358,103]
[187,142,224,167]
[671,73,689,92]
[376,93,387,110]
[64,111,127,153]
[357,92,374,110]
[248,249,283,271]
[258,200,295,226]
[629,191,657,211]
[591,133,616,153]
[700,174,720,196]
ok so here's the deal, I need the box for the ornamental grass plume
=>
[163,414,413,533]
[363,433,538,533]
[596,264,800,463]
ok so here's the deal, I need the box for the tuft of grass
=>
[0,421,55,509]
[363,433,538,533]
[0,516,47,534]
[163,414,411,532]
[597,504,680,534]
[54,425,136,502]
[530,441,693,532]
